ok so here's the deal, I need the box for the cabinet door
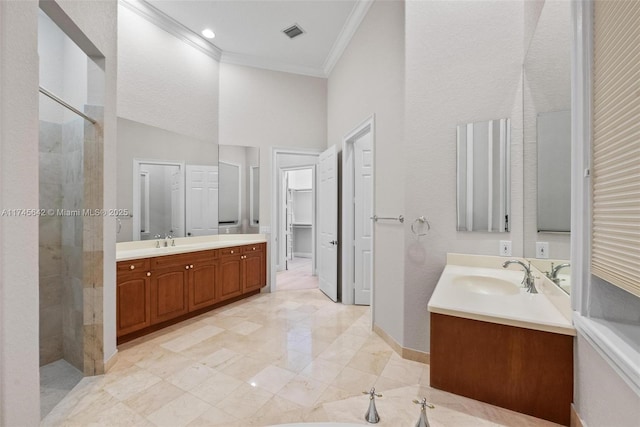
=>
[151,268,189,324]
[219,255,242,300]
[117,274,151,336]
[189,261,219,311]
[243,250,265,292]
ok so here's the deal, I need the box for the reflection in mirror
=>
[537,110,570,232]
[116,118,217,242]
[529,258,571,295]
[218,145,260,234]
[250,166,260,227]
[524,0,571,292]
[457,118,511,232]
[134,161,184,240]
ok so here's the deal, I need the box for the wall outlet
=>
[499,240,512,256]
[536,242,549,259]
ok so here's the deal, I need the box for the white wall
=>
[0,2,40,424]
[0,0,117,423]
[327,0,406,344]
[404,0,524,352]
[219,62,327,228]
[117,5,219,142]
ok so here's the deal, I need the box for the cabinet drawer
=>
[151,250,215,269]
[117,259,150,273]
[242,243,265,253]
[219,246,242,257]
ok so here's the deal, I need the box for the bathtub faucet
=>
[502,259,537,294]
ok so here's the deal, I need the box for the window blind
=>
[592,0,640,297]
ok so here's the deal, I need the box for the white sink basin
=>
[452,275,520,295]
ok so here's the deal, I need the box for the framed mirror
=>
[456,118,511,232]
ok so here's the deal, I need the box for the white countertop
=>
[428,254,575,336]
[116,234,267,261]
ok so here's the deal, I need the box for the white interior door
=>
[170,169,184,237]
[186,165,219,236]
[318,145,338,301]
[354,133,373,305]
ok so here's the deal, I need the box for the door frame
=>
[270,147,322,293]
[341,115,375,305]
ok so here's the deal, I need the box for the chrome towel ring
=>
[411,216,430,237]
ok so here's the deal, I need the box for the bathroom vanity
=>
[428,254,574,426]
[116,235,267,343]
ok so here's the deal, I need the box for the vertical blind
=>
[592,0,640,297]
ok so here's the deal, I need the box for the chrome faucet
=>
[164,234,174,247]
[154,234,162,248]
[502,259,537,293]
[549,262,570,285]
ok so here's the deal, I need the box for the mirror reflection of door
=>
[134,161,184,240]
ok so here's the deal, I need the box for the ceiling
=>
[144,0,371,77]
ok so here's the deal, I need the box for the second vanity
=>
[428,253,575,426]
[116,234,267,343]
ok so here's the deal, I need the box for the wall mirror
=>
[523,0,571,292]
[116,117,259,242]
[456,118,511,232]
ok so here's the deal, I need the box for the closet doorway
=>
[278,167,317,291]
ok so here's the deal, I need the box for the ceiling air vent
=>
[283,24,305,39]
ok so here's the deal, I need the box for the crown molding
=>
[323,0,374,76]
[119,0,222,61]
[221,51,327,78]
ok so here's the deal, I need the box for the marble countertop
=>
[116,234,267,261]
[428,253,575,336]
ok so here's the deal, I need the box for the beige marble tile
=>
[123,380,184,417]
[277,374,330,407]
[165,362,217,391]
[330,366,379,395]
[380,355,425,385]
[347,348,393,376]
[146,393,212,427]
[188,371,244,406]
[83,402,155,426]
[248,364,296,394]
[198,347,242,370]
[215,382,273,419]
[220,355,271,382]
[136,348,194,379]
[300,358,344,384]
[103,367,162,401]
[229,320,263,336]
[186,406,239,427]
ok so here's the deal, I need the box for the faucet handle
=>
[413,397,435,410]
[154,234,162,239]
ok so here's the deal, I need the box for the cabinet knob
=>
[231,250,234,254]
[190,264,194,268]
[252,247,256,251]
[130,265,135,270]
[185,265,190,270]
[146,272,151,277]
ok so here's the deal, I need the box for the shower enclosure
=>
[38,8,105,418]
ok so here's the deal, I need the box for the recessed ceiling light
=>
[201,29,215,39]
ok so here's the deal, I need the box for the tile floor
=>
[42,289,561,426]
[40,359,84,419]
[276,257,317,292]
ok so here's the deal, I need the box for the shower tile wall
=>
[39,121,64,366]
[82,104,105,375]
[61,117,84,371]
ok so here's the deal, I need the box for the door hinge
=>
[584,168,591,178]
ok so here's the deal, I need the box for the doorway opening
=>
[270,148,321,293]
[277,167,317,291]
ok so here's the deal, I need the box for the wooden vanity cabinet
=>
[242,243,266,292]
[150,253,192,324]
[116,259,151,336]
[117,243,266,342]
[219,247,243,301]
[188,250,220,311]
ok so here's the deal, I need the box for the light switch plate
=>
[499,240,512,256]
[536,242,549,259]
